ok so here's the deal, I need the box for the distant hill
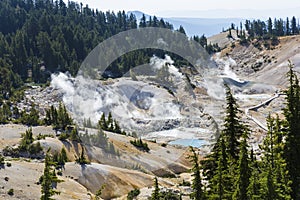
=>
[128,11,245,36]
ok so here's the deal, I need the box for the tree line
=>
[226,17,300,46]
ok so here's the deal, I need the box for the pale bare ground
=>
[83,128,192,176]
[0,160,91,200]
[217,34,300,86]
[0,124,56,149]
[208,30,239,49]
[0,124,193,199]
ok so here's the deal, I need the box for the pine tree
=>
[113,120,121,134]
[189,147,204,200]
[151,177,160,200]
[40,151,60,200]
[283,61,300,199]
[178,25,186,35]
[233,132,250,200]
[75,145,90,165]
[99,113,107,130]
[0,153,4,167]
[208,135,233,200]
[203,85,245,199]
[286,17,290,35]
[291,16,298,35]
[267,17,273,35]
[223,84,245,160]
[107,112,113,131]
[139,14,147,28]
[259,114,291,199]
[19,128,34,151]
[247,160,261,200]
[262,168,276,200]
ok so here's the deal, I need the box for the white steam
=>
[150,55,183,78]
[214,53,245,83]
[50,56,188,133]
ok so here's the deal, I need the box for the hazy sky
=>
[74,0,300,18]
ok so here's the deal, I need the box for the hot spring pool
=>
[169,139,207,148]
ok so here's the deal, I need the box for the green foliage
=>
[28,142,43,155]
[243,16,299,42]
[233,132,251,200]
[52,148,68,168]
[57,132,67,140]
[189,147,204,200]
[7,188,14,196]
[36,133,54,140]
[18,104,41,126]
[199,63,300,200]
[193,35,221,54]
[207,136,234,200]
[95,185,105,200]
[130,138,150,152]
[127,188,140,200]
[83,118,93,128]
[179,180,191,186]
[159,190,182,200]
[19,128,33,150]
[0,102,12,124]
[0,154,4,167]
[69,128,81,142]
[223,84,245,160]
[281,62,300,199]
[98,112,126,135]
[4,128,43,158]
[75,145,90,165]
[80,128,117,155]
[45,103,73,130]
[151,177,160,200]
[0,0,203,86]
[40,151,61,200]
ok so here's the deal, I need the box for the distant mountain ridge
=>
[128,10,245,36]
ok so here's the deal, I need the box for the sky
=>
[72,0,300,18]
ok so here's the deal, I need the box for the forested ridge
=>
[0,0,222,101]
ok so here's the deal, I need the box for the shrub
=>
[36,133,53,140]
[179,180,191,186]
[127,188,140,200]
[7,188,14,196]
[130,138,150,152]
[58,132,69,141]
[161,143,167,147]
[75,146,90,165]
[28,142,43,155]
[0,154,4,165]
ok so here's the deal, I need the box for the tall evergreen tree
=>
[223,84,245,160]
[267,17,273,35]
[286,17,290,35]
[233,132,250,200]
[259,115,291,200]
[283,61,300,199]
[291,16,298,35]
[151,177,160,200]
[40,151,60,200]
[247,159,261,200]
[208,135,233,200]
[189,147,204,200]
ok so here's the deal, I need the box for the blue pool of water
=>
[169,139,207,148]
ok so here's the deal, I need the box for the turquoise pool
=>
[169,139,207,148]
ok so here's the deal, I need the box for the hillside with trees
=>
[1,0,300,200]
